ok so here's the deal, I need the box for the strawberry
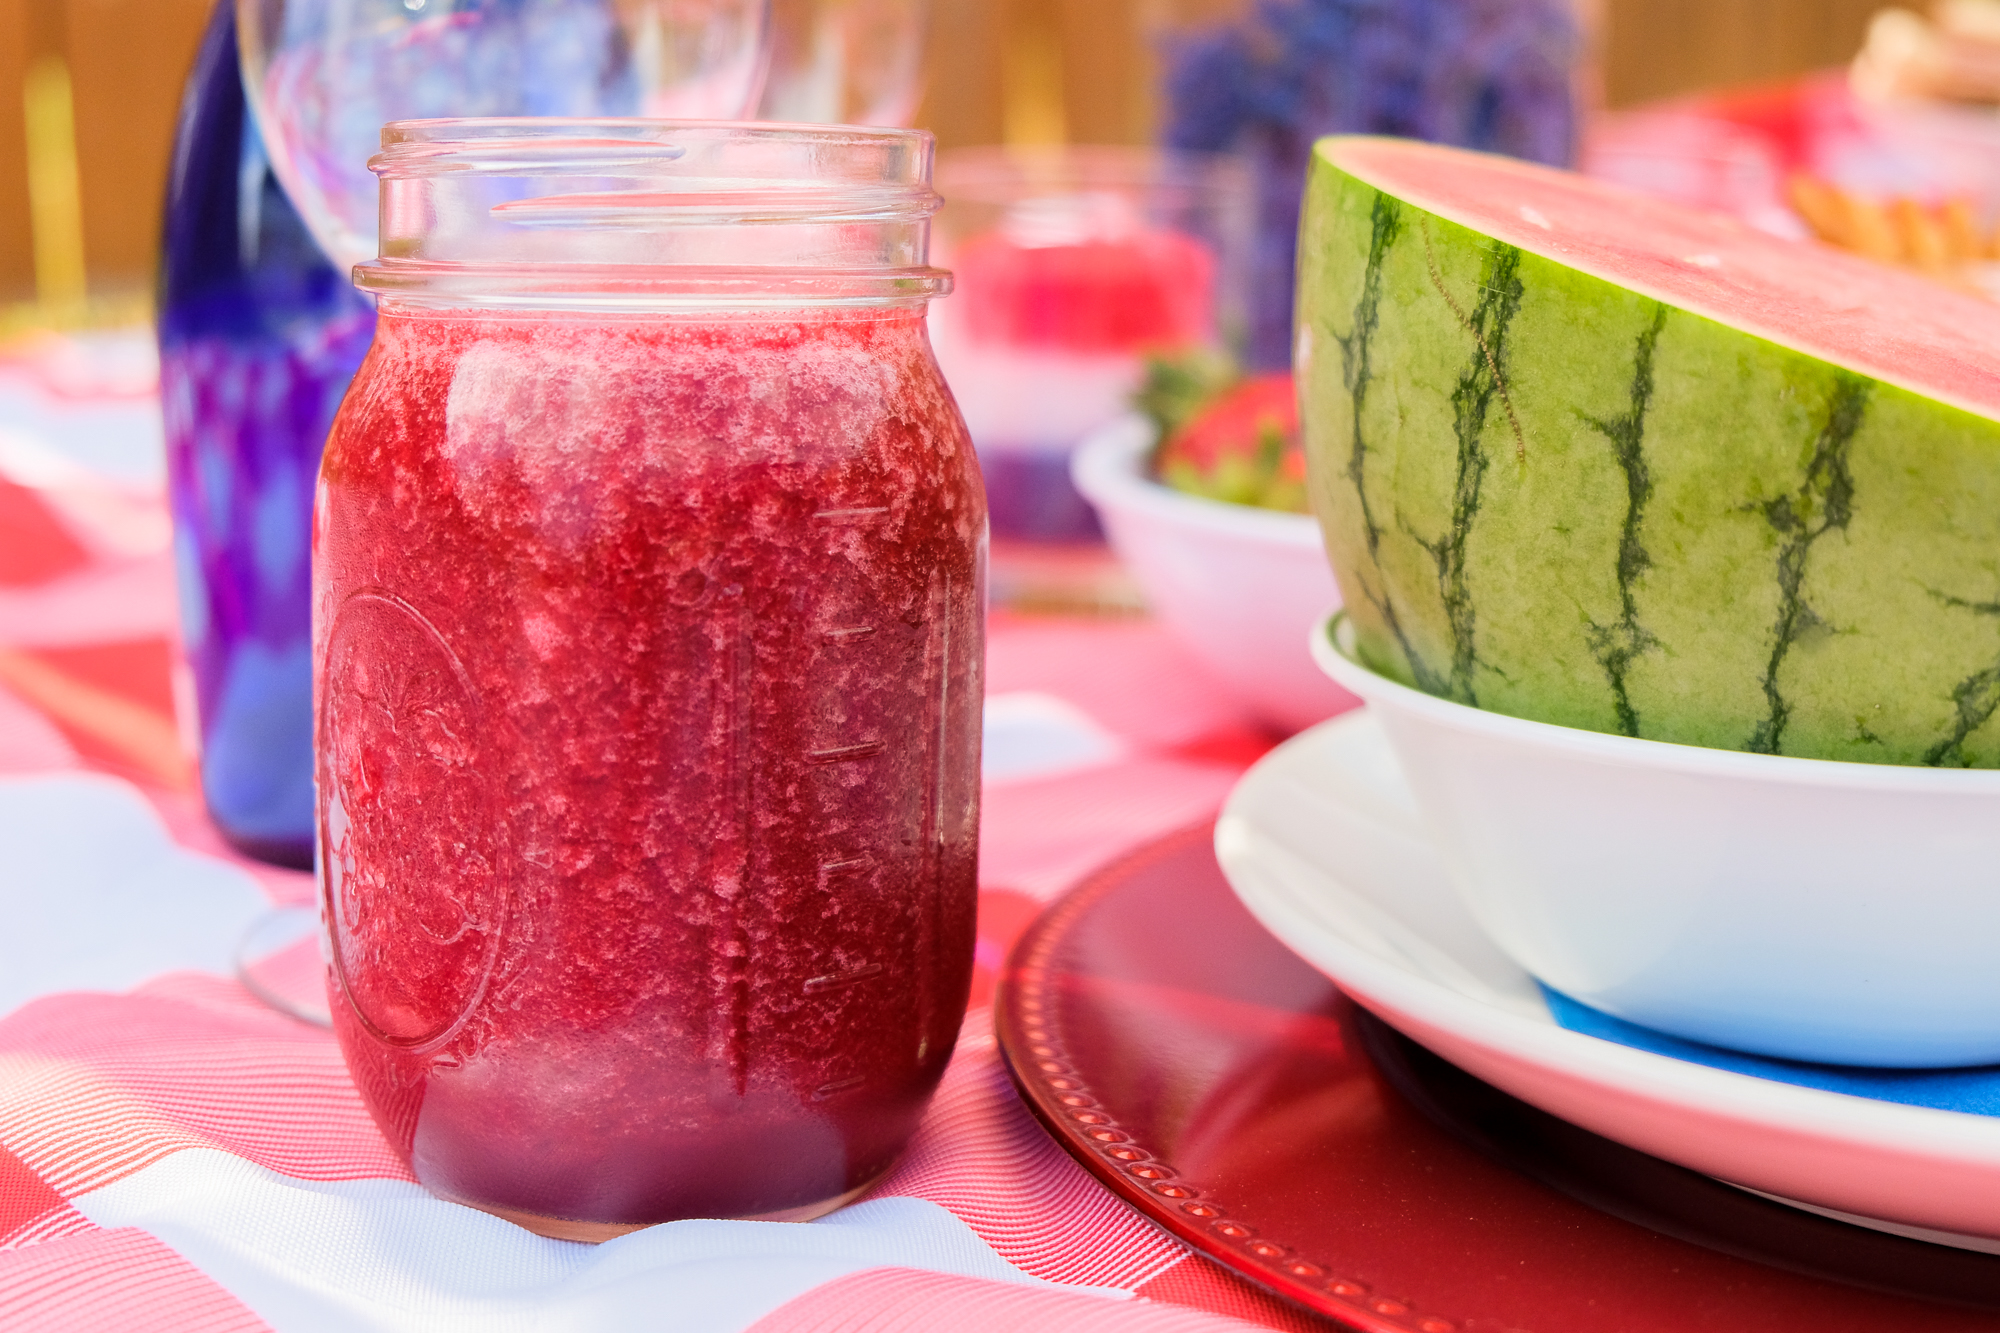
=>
[1152,372,1306,512]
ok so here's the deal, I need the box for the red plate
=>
[995,824,2000,1332]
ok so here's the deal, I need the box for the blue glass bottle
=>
[159,0,374,867]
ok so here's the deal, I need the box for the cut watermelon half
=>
[1298,135,2000,766]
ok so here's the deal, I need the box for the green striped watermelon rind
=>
[1297,137,2000,768]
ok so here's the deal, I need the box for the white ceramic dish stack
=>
[1215,709,2000,1248]
[1070,416,1353,734]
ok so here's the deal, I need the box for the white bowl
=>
[1312,612,2000,1067]
[1072,416,1353,734]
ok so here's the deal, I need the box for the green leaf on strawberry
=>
[1145,361,1307,513]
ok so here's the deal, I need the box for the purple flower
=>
[1163,0,1580,367]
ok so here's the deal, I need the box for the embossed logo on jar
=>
[321,591,502,1047]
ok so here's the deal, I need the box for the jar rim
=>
[363,118,946,302]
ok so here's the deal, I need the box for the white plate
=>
[1215,710,2000,1244]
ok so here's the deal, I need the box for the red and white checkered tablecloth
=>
[0,336,1332,1332]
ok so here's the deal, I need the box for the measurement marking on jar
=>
[819,855,874,876]
[813,1074,868,1100]
[823,625,876,643]
[813,507,890,524]
[809,740,886,763]
[803,963,884,993]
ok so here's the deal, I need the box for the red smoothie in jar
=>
[314,307,983,1231]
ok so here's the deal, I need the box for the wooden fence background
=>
[0,0,1887,308]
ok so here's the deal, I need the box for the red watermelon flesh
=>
[1329,136,2000,421]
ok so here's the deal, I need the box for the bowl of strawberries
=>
[1071,354,1355,734]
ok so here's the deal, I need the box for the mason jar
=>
[314,120,984,1239]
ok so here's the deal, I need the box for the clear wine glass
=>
[755,0,927,126]
[237,0,774,271]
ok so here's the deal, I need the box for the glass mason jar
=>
[315,121,985,1239]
